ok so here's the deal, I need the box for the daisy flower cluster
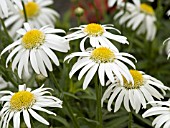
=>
[64,23,136,89]
[0,0,66,127]
[0,0,170,128]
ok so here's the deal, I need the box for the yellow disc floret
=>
[91,47,115,63]
[10,91,35,111]
[124,70,144,89]
[23,2,40,18]
[140,3,154,15]
[22,30,45,49]
[84,23,104,36]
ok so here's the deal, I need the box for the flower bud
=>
[74,7,84,17]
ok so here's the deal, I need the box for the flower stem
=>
[21,0,28,22]
[50,72,80,128]
[95,75,102,128]
[128,112,132,128]
[123,0,127,14]
[0,18,12,42]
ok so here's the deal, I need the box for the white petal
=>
[83,64,99,90]
[41,46,59,66]
[98,64,105,86]
[1,39,21,56]
[32,105,56,116]
[38,49,53,71]
[30,49,40,74]
[6,45,22,67]
[13,112,20,128]
[24,23,31,31]
[123,90,130,112]
[78,62,95,80]
[142,107,169,118]
[23,110,31,128]
[69,59,92,78]
[107,87,121,111]
[28,109,49,125]
[114,89,125,112]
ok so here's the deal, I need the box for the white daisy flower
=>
[143,100,170,128]
[0,0,16,18]
[1,23,70,78]
[65,23,129,51]
[64,46,136,90]
[102,70,170,113]
[108,0,154,7]
[0,84,62,128]
[5,0,60,37]
[114,2,157,41]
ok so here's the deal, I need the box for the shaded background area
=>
[53,0,72,18]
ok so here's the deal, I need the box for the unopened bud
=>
[74,7,84,17]
[35,74,46,86]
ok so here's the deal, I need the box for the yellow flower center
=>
[91,47,115,63]
[23,2,40,18]
[124,70,144,89]
[140,3,154,15]
[10,91,35,111]
[22,30,45,49]
[84,23,104,36]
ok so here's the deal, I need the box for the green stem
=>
[21,0,28,22]
[50,72,80,128]
[95,75,102,128]
[0,18,12,42]
[123,0,127,15]
[128,112,132,128]
[77,17,81,26]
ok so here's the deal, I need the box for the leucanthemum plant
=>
[114,2,157,41]
[1,23,70,78]
[102,70,170,113]
[0,84,62,128]
[5,0,60,37]
[142,100,170,128]
[65,23,129,51]
[64,46,136,89]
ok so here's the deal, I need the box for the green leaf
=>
[49,115,70,128]
[63,92,80,100]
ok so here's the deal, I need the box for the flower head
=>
[5,0,60,37]
[102,70,170,113]
[0,84,62,128]
[114,2,157,41]
[64,46,136,89]
[143,100,170,128]
[65,23,129,51]
[1,23,70,78]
